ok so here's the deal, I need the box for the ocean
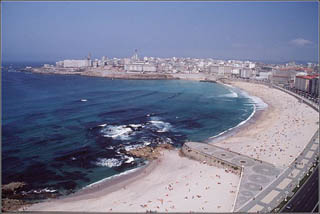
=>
[2,64,256,201]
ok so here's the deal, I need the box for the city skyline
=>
[2,1,319,63]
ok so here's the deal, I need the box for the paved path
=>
[184,142,282,210]
[184,80,319,212]
[237,129,319,212]
[185,129,319,212]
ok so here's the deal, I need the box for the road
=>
[281,166,319,213]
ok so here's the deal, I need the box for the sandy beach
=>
[25,80,318,212]
[213,81,319,169]
[27,149,240,212]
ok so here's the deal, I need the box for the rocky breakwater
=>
[125,144,174,160]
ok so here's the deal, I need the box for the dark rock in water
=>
[2,182,26,196]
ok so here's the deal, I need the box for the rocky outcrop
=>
[2,182,28,212]
[2,182,26,193]
[2,198,30,212]
[125,144,174,160]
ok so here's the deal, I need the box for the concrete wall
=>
[181,144,242,176]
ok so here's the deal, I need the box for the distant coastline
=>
[25,66,223,82]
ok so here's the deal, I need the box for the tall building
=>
[132,49,139,62]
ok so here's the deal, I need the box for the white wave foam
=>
[95,158,122,168]
[105,146,114,150]
[218,84,239,98]
[128,124,144,129]
[101,123,144,140]
[223,83,235,88]
[124,156,135,164]
[239,90,268,111]
[149,117,172,132]
[31,188,57,194]
[124,140,151,151]
[248,95,268,110]
[209,82,268,141]
[219,91,238,98]
[98,123,107,127]
[101,125,134,140]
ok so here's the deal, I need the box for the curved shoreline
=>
[23,73,319,212]
[71,81,261,194]
[22,76,260,210]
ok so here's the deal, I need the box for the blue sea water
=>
[2,64,255,199]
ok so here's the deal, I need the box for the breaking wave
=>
[94,158,122,168]
[148,117,172,132]
[100,124,144,140]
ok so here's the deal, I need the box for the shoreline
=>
[20,70,260,205]
[51,158,159,202]
[20,71,319,212]
[214,81,318,168]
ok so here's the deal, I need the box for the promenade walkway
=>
[183,79,319,212]
[237,129,319,212]
[183,142,282,211]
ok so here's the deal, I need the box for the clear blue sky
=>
[1,1,319,63]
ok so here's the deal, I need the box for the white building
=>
[124,62,157,72]
[63,59,92,68]
[240,69,253,78]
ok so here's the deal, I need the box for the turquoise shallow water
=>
[2,65,254,199]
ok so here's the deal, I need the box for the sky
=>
[1,1,319,63]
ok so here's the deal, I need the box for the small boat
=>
[80,99,87,102]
